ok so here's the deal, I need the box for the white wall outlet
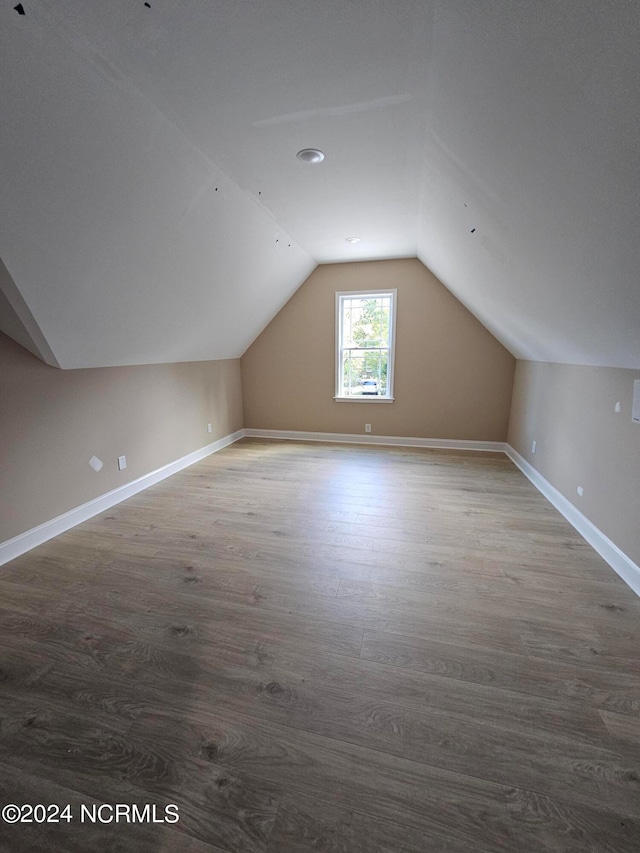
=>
[614,401,621,413]
[365,423,372,433]
[89,455,103,472]
[576,485,584,497]
[207,423,212,433]
[117,455,127,471]
[531,440,536,454]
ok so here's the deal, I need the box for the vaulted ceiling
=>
[1,1,638,370]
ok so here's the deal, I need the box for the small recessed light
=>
[296,148,325,164]
[345,236,360,244]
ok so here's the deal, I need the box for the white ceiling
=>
[1,1,638,369]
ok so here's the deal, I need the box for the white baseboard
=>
[244,428,506,453]
[505,445,640,597]
[0,429,244,567]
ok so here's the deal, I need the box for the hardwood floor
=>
[1,438,639,852]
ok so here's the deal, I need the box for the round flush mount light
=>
[345,236,361,244]
[296,148,325,164]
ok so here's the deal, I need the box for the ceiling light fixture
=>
[296,148,325,164]
[345,236,361,244]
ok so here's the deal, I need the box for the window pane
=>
[341,349,388,396]
[343,296,390,350]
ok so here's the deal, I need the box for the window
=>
[335,289,396,401]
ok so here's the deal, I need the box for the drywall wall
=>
[508,361,640,566]
[241,258,515,440]
[0,332,243,543]
[0,255,59,366]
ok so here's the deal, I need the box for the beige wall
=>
[508,361,640,565]
[0,333,243,543]
[241,258,515,440]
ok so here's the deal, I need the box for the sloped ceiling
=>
[1,1,638,369]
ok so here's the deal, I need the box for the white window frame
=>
[334,289,397,402]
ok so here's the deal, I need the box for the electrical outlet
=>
[117,455,127,471]
[207,423,212,433]
[531,440,536,454]
[614,401,621,413]
[576,485,584,497]
[365,423,372,433]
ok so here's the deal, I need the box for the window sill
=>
[334,396,395,403]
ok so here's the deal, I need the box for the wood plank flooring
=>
[1,438,639,852]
